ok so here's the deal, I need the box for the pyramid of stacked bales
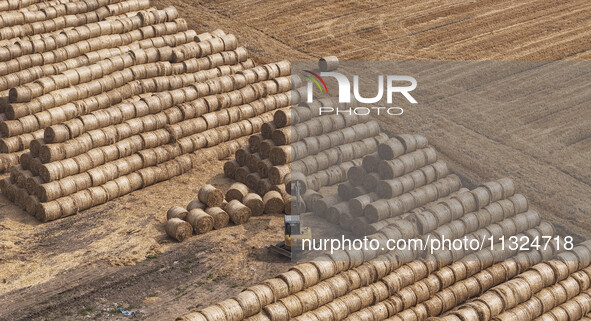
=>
[432,248,591,321]
[0,0,302,221]
[223,97,385,214]
[305,134,472,236]
[176,176,587,321]
[0,0,167,169]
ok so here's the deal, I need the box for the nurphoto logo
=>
[304,70,418,116]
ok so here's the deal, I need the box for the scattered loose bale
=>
[165,218,193,242]
[167,205,188,220]
[226,182,249,202]
[186,208,214,234]
[205,207,230,230]
[198,184,224,207]
[187,199,207,211]
[224,199,252,224]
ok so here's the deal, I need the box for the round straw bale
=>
[263,191,285,214]
[509,194,528,213]
[409,169,427,186]
[205,207,230,229]
[416,211,439,234]
[223,160,239,179]
[497,177,515,198]
[279,270,305,294]
[200,305,227,321]
[235,290,262,317]
[394,134,417,153]
[454,192,477,214]
[235,147,250,166]
[363,200,390,223]
[559,300,584,321]
[263,277,290,300]
[249,283,276,307]
[198,184,224,207]
[261,122,276,139]
[226,182,249,202]
[246,153,262,173]
[398,192,417,212]
[283,193,306,215]
[256,179,273,196]
[217,299,244,321]
[272,127,293,146]
[187,199,206,211]
[273,109,294,128]
[167,205,188,220]
[376,179,403,199]
[259,139,275,159]
[347,166,367,186]
[312,194,340,217]
[572,247,591,271]
[301,190,322,210]
[319,56,338,72]
[291,263,320,288]
[359,173,379,192]
[243,193,264,216]
[420,147,437,165]
[234,166,250,184]
[256,159,273,178]
[269,165,290,185]
[269,145,292,165]
[481,181,503,202]
[349,193,378,216]
[337,182,354,201]
[430,161,448,180]
[378,139,405,160]
[285,171,307,194]
[262,303,289,321]
[224,199,251,224]
[471,187,491,209]
[186,209,214,234]
[508,278,533,303]
[166,218,193,241]
[177,312,207,321]
[377,159,405,179]
[362,154,380,172]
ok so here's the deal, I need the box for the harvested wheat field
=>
[0,0,590,320]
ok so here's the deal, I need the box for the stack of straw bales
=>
[0,0,301,221]
[433,244,591,321]
[223,98,385,206]
[308,134,468,235]
[176,177,576,321]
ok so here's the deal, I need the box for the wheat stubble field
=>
[0,0,590,320]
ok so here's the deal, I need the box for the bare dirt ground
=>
[1,1,590,320]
